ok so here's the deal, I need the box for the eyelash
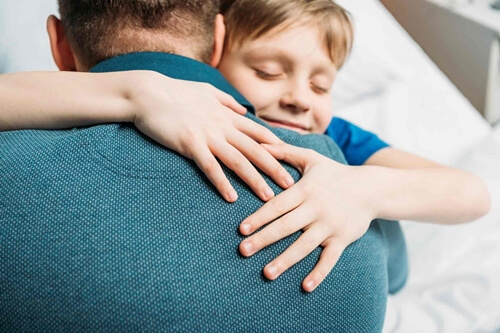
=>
[255,69,280,79]
[255,69,329,93]
[312,84,329,94]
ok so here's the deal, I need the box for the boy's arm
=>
[237,143,491,292]
[364,147,442,169]
[0,71,136,131]
[364,147,491,223]
[0,71,294,202]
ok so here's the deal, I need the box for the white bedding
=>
[384,128,500,333]
[334,1,500,332]
[1,0,499,331]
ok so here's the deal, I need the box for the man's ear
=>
[47,15,77,71]
[210,14,226,68]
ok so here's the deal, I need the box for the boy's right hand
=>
[238,143,376,292]
[129,71,294,202]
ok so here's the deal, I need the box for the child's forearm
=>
[367,166,491,224]
[0,71,137,131]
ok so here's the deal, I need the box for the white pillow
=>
[332,0,492,165]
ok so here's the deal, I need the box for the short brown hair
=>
[58,0,220,70]
[221,0,353,69]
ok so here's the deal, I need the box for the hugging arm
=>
[239,143,491,292]
[0,70,294,201]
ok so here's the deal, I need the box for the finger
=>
[302,241,345,292]
[239,184,304,236]
[261,143,318,171]
[262,229,324,281]
[209,86,247,115]
[227,132,294,190]
[239,204,314,257]
[211,141,275,202]
[191,145,238,202]
[234,115,283,144]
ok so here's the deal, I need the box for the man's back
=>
[0,53,407,332]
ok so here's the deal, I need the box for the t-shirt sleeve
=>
[325,117,390,166]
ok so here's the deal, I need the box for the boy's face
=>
[218,24,336,134]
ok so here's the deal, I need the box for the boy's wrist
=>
[119,71,144,124]
[357,166,394,220]
[120,70,161,124]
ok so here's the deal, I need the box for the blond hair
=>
[220,0,353,69]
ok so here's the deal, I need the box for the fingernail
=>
[305,279,315,291]
[241,223,251,234]
[242,241,253,254]
[227,191,238,202]
[263,187,274,200]
[267,264,278,278]
[284,175,294,187]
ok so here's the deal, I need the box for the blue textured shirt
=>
[0,52,407,332]
[326,117,390,166]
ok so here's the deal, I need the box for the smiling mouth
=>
[260,117,311,133]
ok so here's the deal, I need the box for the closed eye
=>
[311,84,329,94]
[255,69,282,79]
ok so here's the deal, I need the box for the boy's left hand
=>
[238,143,377,292]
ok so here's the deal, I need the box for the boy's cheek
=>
[235,81,277,111]
[251,90,280,113]
[314,101,334,133]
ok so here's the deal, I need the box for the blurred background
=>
[0,0,57,72]
[1,0,499,332]
[383,0,500,125]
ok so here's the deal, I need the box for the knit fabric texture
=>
[0,52,407,333]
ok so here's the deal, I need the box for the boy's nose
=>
[279,85,311,113]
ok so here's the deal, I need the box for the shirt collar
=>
[90,52,254,113]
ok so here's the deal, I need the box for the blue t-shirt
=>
[325,117,389,166]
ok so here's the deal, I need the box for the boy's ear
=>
[47,15,77,71]
[210,14,226,68]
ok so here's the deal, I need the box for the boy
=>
[0,0,490,294]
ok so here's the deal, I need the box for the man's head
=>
[48,0,222,71]
[218,0,353,134]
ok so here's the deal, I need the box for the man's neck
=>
[89,52,253,112]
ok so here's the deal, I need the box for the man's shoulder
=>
[0,127,82,166]
[1,124,197,175]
